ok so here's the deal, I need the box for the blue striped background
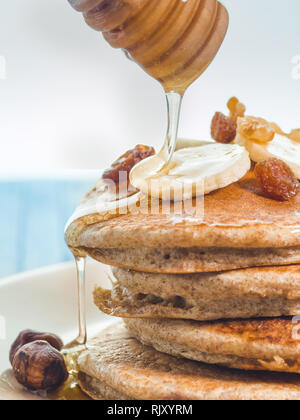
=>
[0,179,96,278]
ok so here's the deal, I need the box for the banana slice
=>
[235,133,300,179]
[130,141,250,200]
[175,138,215,150]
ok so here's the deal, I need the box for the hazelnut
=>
[12,340,68,391]
[10,329,63,365]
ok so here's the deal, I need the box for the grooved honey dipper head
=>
[68,0,229,94]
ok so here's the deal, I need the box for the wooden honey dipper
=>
[68,0,229,94]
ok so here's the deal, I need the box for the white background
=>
[0,0,299,172]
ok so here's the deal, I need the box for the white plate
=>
[0,259,112,396]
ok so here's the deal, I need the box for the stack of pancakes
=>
[66,170,300,400]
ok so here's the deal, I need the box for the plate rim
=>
[0,262,75,288]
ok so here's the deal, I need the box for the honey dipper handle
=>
[69,0,146,32]
[68,0,106,13]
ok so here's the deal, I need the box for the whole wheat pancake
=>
[66,170,300,253]
[78,322,300,400]
[88,246,300,273]
[93,266,300,321]
[125,317,300,374]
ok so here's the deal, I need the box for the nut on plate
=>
[9,329,63,365]
[12,340,68,391]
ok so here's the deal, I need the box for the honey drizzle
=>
[50,256,89,400]
[160,91,183,164]
[58,256,87,401]
[73,256,87,348]
[62,256,87,369]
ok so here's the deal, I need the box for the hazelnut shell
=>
[9,329,63,366]
[12,340,68,391]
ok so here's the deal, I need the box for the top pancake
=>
[66,170,300,250]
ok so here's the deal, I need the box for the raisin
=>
[254,158,299,201]
[270,125,300,142]
[227,97,246,123]
[270,122,286,136]
[211,112,236,144]
[102,144,155,183]
[238,116,275,143]
[288,129,300,143]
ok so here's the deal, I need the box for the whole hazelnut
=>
[10,329,63,366]
[12,340,68,391]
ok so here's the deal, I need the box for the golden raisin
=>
[227,97,246,123]
[270,122,286,136]
[254,158,299,201]
[288,129,300,143]
[237,116,275,143]
[102,144,155,183]
[270,125,300,142]
[211,112,236,144]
